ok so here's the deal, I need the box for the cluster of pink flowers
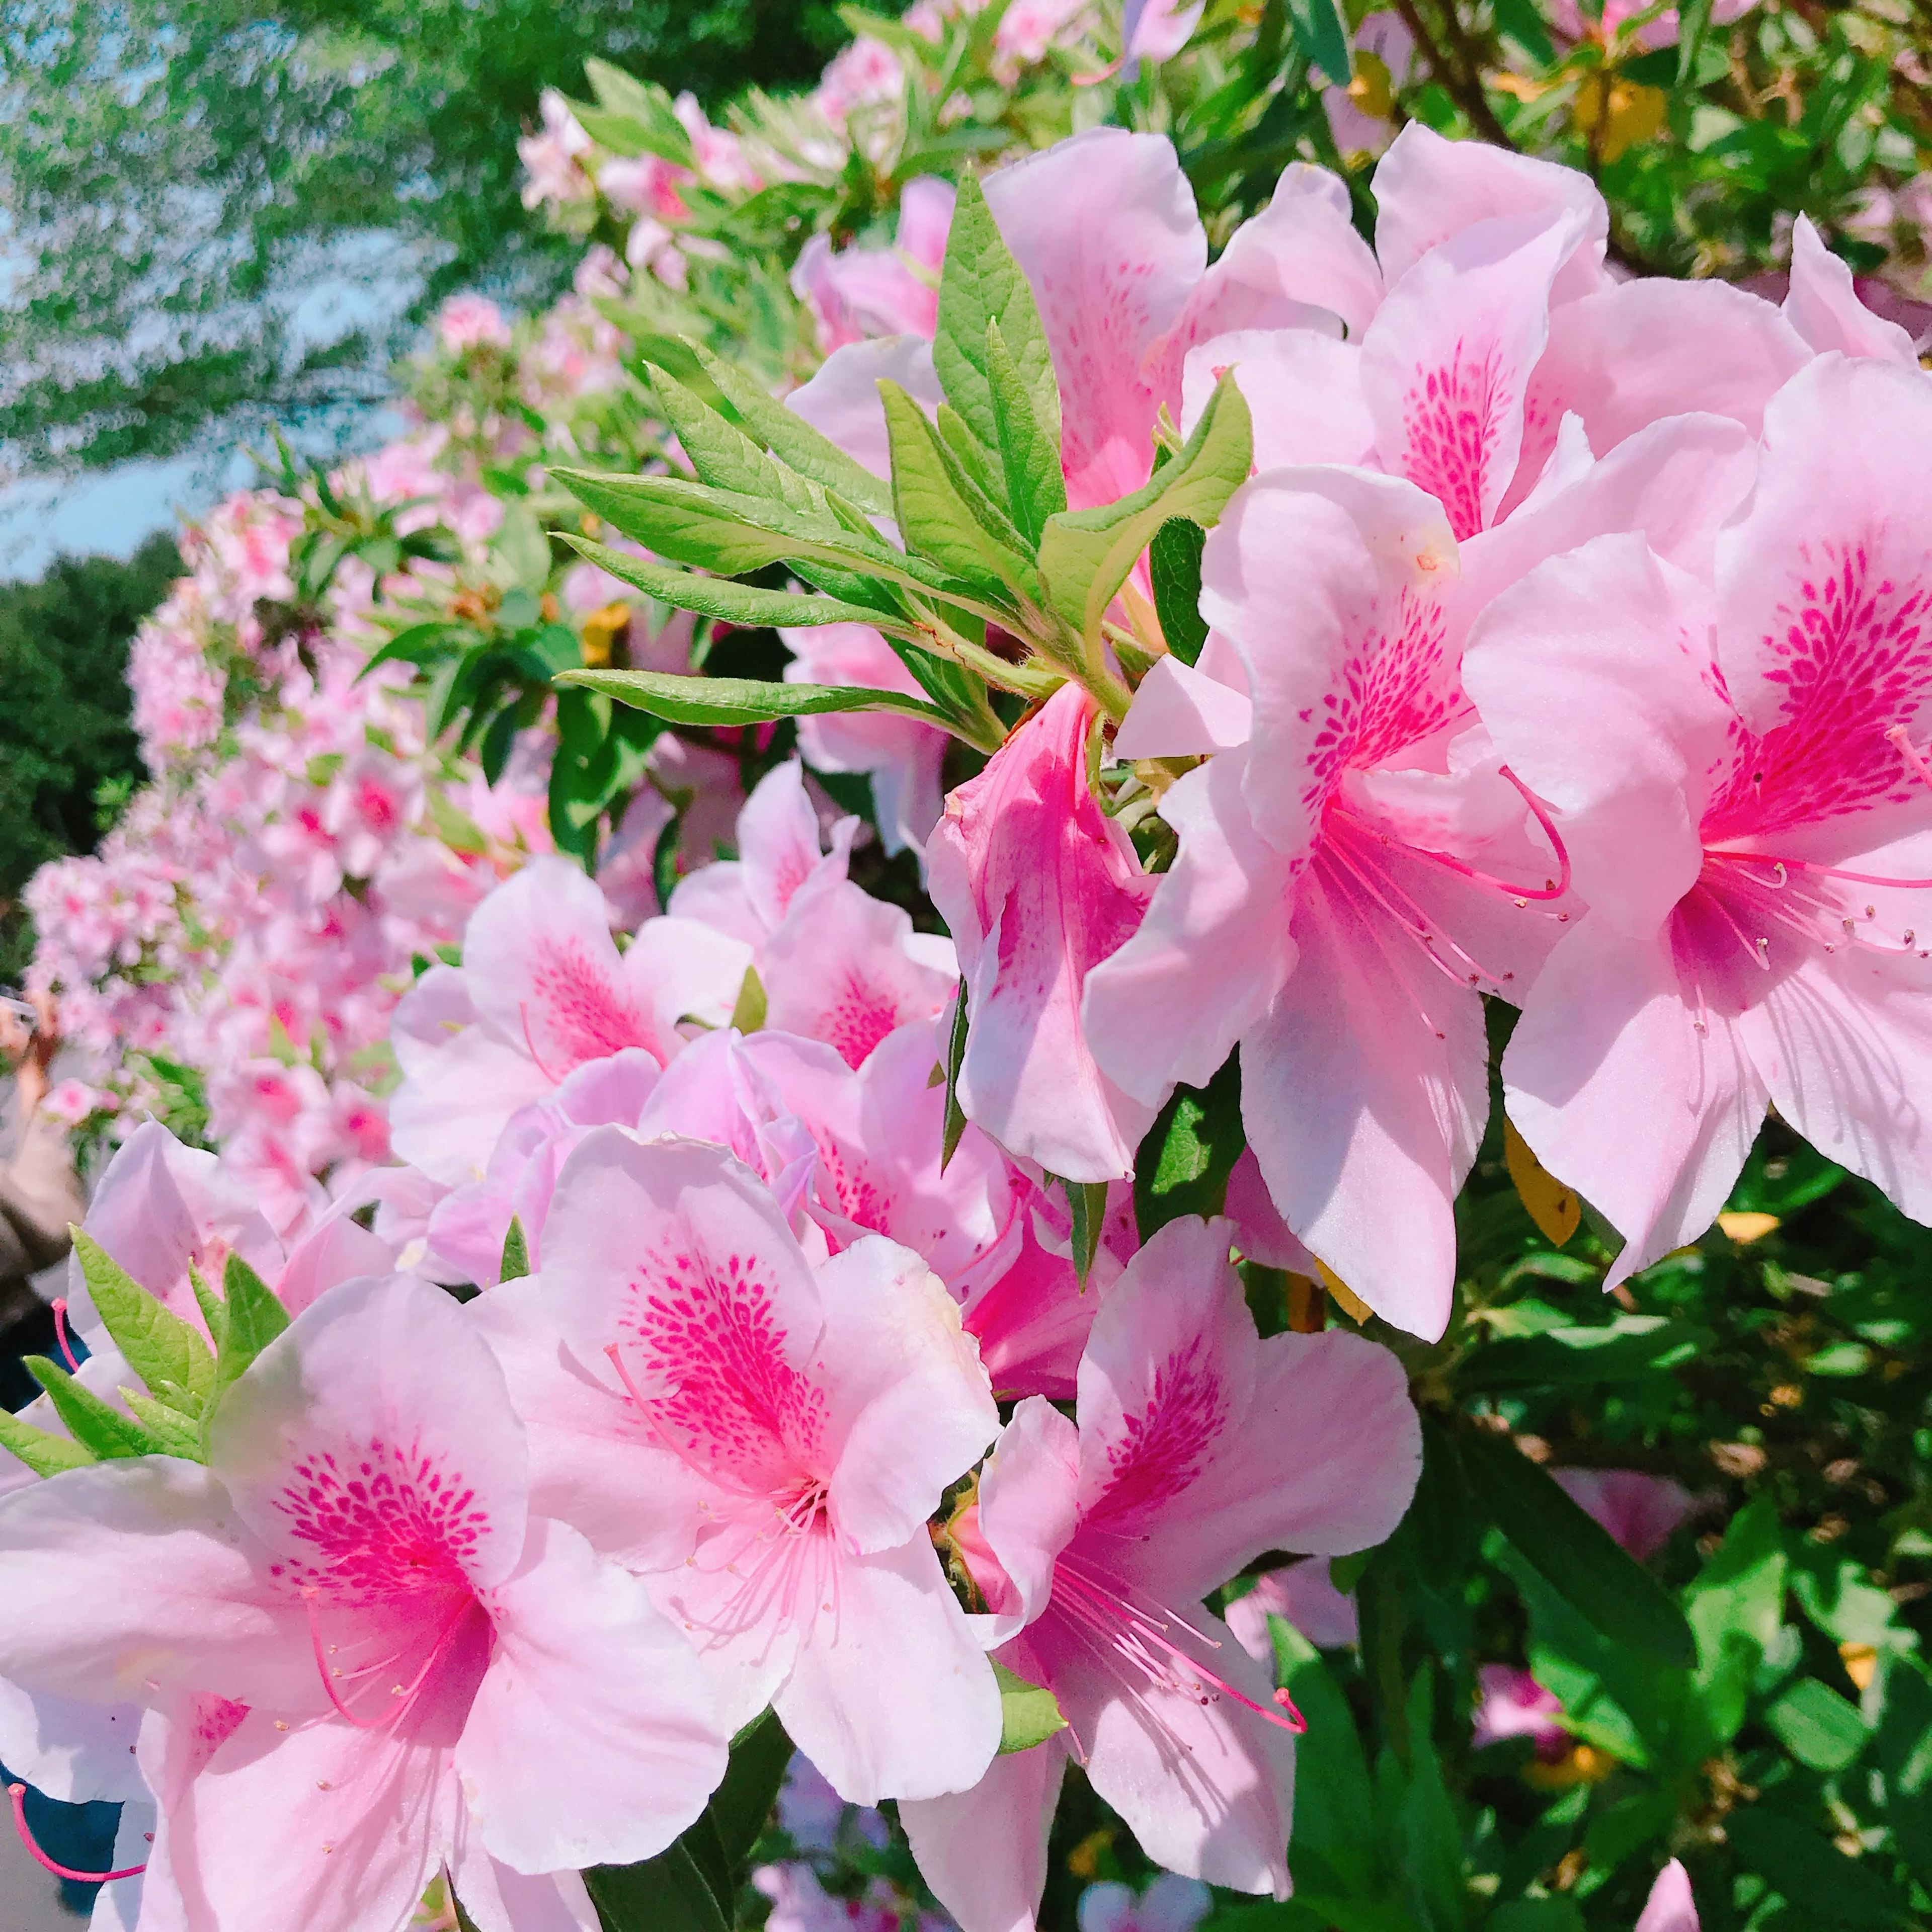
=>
[27,467,550,1231]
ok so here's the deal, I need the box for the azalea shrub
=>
[6,4,1932,1932]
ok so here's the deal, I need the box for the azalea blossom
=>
[0,1272,725,1931]
[901,1215,1420,1924]
[473,1132,1004,1803]
[1463,353,1932,1278]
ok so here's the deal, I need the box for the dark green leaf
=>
[994,1659,1068,1753]
[1134,1051,1243,1239]
[1463,1431,1696,1669]
[709,1708,793,1871]
[933,172,1061,462]
[1065,1178,1109,1289]
[941,981,970,1172]
[1149,518,1209,665]
[1724,1809,1912,1927]
[1283,0,1352,85]
[584,1840,728,1932]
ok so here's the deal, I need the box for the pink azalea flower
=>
[1637,1860,1700,1932]
[1463,353,1932,1279]
[1471,1664,1566,1759]
[437,295,512,353]
[388,856,750,1187]
[901,1216,1420,1923]
[1552,1468,1699,1562]
[0,1273,726,1931]
[1543,0,1754,52]
[781,621,948,857]
[471,1133,1004,1803]
[928,684,1155,1182]
[793,178,954,352]
[1225,1559,1360,1660]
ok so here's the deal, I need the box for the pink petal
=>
[1551,1469,1698,1564]
[1361,211,1581,540]
[1636,1859,1701,1932]
[900,1742,1067,1932]
[1503,922,1769,1286]
[1112,654,1253,762]
[978,1396,1083,1640]
[772,1534,1002,1805]
[459,1516,725,1873]
[1371,121,1612,302]
[446,1827,601,1932]
[1225,1560,1359,1659]
[1784,216,1918,364]
[787,337,944,480]
[0,1677,145,1803]
[1181,329,1375,472]
[983,128,1205,510]
[926,684,1155,1182]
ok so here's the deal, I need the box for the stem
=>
[1360,1560,1412,1767]
[1391,0,1517,149]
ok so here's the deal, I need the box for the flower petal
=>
[900,1742,1067,1932]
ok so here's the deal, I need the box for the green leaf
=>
[1065,1178,1109,1290]
[556,669,957,734]
[940,981,970,1172]
[71,1229,216,1413]
[213,1253,292,1409]
[1467,1316,1711,1393]
[984,315,1066,547]
[554,538,886,633]
[730,966,767,1034]
[1269,1622,1384,1905]
[933,172,1061,461]
[1724,1809,1912,1927]
[585,1840,728,1932]
[1871,1657,1932,1886]
[994,1659,1067,1753]
[500,1216,530,1284]
[26,1358,163,1461]
[1463,1432,1696,1669]
[1766,1676,1868,1772]
[120,1389,205,1461]
[1283,0,1352,85]
[880,381,1037,600]
[1134,1051,1243,1239]
[1037,369,1252,650]
[1400,1666,1468,1932]
[0,1407,96,1478]
[582,61,696,168]
[1685,1492,1786,1745]
[686,341,895,521]
[190,1262,226,1351]
[709,1708,793,1873]
[645,364,826,519]
[1149,517,1209,665]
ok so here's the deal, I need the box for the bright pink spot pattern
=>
[1401,340,1505,541]
[1091,1339,1226,1525]
[823,974,905,1069]
[527,937,654,1069]
[272,1439,489,1603]
[622,1244,828,1489]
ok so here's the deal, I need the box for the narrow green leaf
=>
[686,341,895,520]
[1465,1432,1696,1669]
[0,1407,96,1478]
[500,1216,531,1284]
[1283,0,1352,85]
[1724,1811,1912,1929]
[934,172,1061,459]
[994,1659,1068,1753]
[985,315,1066,547]
[72,1229,216,1414]
[645,364,826,520]
[189,1261,226,1351]
[1133,1052,1243,1239]
[1065,1178,1110,1290]
[556,669,958,734]
[26,1359,163,1461]
[1037,369,1252,649]
[1149,518,1209,665]
[120,1390,205,1461]
[215,1254,292,1403]
[940,981,970,1172]
[880,381,1037,600]
[1766,1676,1868,1773]
[555,538,886,631]
[584,1840,728,1932]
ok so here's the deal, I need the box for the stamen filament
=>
[8,1784,148,1883]
[50,1299,79,1374]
